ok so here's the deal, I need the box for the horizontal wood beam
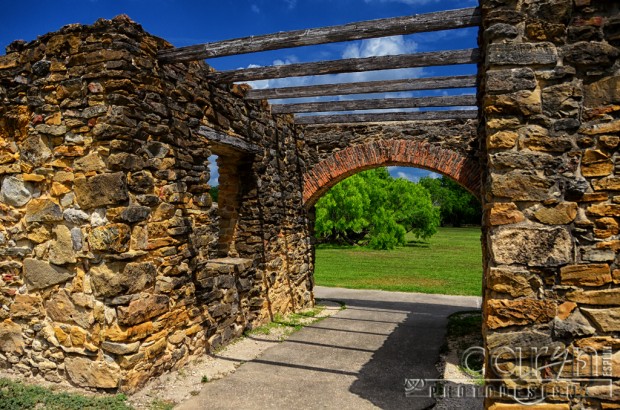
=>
[245,74,477,100]
[295,109,477,125]
[158,7,480,63]
[210,48,480,83]
[271,94,476,114]
[195,126,261,154]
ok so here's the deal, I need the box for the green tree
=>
[419,176,482,227]
[209,186,219,203]
[388,177,440,239]
[314,168,440,250]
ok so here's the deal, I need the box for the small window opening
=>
[208,154,219,203]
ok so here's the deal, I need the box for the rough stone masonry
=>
[0,0,619,408]
[0,15,313,392]
[480,0,620,408]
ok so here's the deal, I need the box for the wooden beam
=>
[272,94,476,114]
[245,74,477,100]
[295,110,477,125]
[210,48,480,83]
[195,126,261,154]
[158,7,480,63]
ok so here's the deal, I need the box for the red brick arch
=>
[303,139,481,207]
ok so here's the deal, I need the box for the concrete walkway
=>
[177,287,481,410]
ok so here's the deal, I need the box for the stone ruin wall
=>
[0,0,620,405]
[301,119,482,204]
[0,16,313,392]
[480,0,620,408]
[302,119,480,165]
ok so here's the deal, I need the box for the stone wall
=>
[2,2,620,403]
[301,120,481,205]
[480,0,620,407]
[0,16,313,392]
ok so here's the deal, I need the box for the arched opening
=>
[310,164,482,294]
[303,139,481,208]
[306,152,484,407]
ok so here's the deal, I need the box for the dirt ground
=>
[434,314,484,410]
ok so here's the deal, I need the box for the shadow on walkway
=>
[324,296,475,410]
[176,287,480,410]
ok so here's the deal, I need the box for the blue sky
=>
[0,0,478,185]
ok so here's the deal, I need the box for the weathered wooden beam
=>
[210,48,479,83]
[158,7,480,63]
[196,126,261,154]
[272,94,476,114]
[295,109,477,125]
[245,74,477,100]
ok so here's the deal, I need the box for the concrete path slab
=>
[177,287,481,410]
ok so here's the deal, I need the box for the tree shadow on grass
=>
[403,240,430,248]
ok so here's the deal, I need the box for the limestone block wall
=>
[0,16,312,391]
[480,0,620,407]
[301,120,481,205]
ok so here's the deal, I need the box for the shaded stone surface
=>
[533,202,577,225]
[487,42,558,65]
[74,172,128,209]
[490,172,556,201]
[48,225,77,264]
[553,310,596,338]
[45,289,93,328]
[90,261,156,298]
[116,294,169,326]
[88,223,130,253]
[102,341,140,355]
[20,135,52,167]
[0,176,32,207]
[488,267,538,297]
[486,329,564,358]
[25,199,63,223]
[581,307,620,332]
[486,68,537,93]
[22,258,74,290]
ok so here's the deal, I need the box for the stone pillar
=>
[480,0,620,407]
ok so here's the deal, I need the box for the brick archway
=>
[303,139,481,207]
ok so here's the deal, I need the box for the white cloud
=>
[284,0,297,9]
[389,167,442,182]
[246,36,423,97]
[342,35,417,59]
[251,4,260,13]
[273,56,299,66]
[397,171,415,181]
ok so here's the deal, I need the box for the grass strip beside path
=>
[0,378,131,410]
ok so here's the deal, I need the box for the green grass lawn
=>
[314,227,482,296]
[0,378,132,410]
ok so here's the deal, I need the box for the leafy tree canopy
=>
[314,168,440,250]
[419,176,482,227]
